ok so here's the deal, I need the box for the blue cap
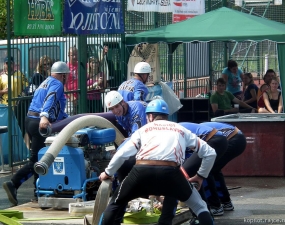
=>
[4,57,14,63]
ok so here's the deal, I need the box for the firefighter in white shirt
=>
[99,99,216,225]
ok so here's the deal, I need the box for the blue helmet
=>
[146,99,169,115]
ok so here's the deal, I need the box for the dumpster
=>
[211,113,285,176]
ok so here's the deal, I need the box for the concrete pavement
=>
[214,177,285,225]
[1,168,285,225]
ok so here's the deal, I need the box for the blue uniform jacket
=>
[28,76,68,122]
[116,101,147,137]
[118,78,148,102]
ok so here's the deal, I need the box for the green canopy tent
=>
[126,7,285,107]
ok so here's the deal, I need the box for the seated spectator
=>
[259,77,283,113]
[257,69,277,111]
[242,72,258,109]
[210,78,255,117]
[221,59,244,100]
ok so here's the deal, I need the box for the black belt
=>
[27,111,40,117]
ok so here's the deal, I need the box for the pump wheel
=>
[92,179,112,225]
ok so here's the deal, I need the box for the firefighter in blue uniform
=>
[159,122,228,225]
[2,61,70,206]
[200,122,246,216]
[118,62,150,102]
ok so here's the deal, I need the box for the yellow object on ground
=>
[123,209,161,224]
[0,210,23,225]
[0,209,83,225]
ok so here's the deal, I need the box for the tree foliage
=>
[0,0,12,40]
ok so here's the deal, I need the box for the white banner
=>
[235,0,282,6]
[172,0,205,15]
[128,43,161,84]
[127,0,205,17]
[127,0,172,12]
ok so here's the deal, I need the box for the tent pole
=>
[168,44,173,82]
[277,43,285,112]
[209,43,213,91]
[224,42,228,67]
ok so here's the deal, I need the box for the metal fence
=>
[3,0,285,167]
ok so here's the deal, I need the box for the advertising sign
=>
[235,0,282,6]
[64,0,124,34]
[14,0,62,36]
[127,0,172,12]
[172,0,205,23]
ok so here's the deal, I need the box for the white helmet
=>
[51,61,70,74]
[134,62,151,74]
[105,91,123,109]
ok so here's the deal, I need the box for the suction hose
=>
[39,112,117,137]
[34,115,125,176]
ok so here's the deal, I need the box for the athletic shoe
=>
[222,201,234,211]
[3,181,18,206]
[210,205,224,216]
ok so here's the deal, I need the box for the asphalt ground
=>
[0,166,34,210]
[1,166,285,225]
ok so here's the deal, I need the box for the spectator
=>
[65,46,78,115]
[257,69,277,112]
[0,56,28,105]
[87,56,104,113]
[259,77,283,113]
[28,55,52,95]
[221,60,244,100]
[210,78,255,117]
[89,45,109,88]
[2,61,69,206]
[118,62,150,102]
[242,72,258,109]
[0,56,29,136]
[99,99,216,225]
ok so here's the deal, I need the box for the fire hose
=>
[34,115,125,176]
[38,112,121,137]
